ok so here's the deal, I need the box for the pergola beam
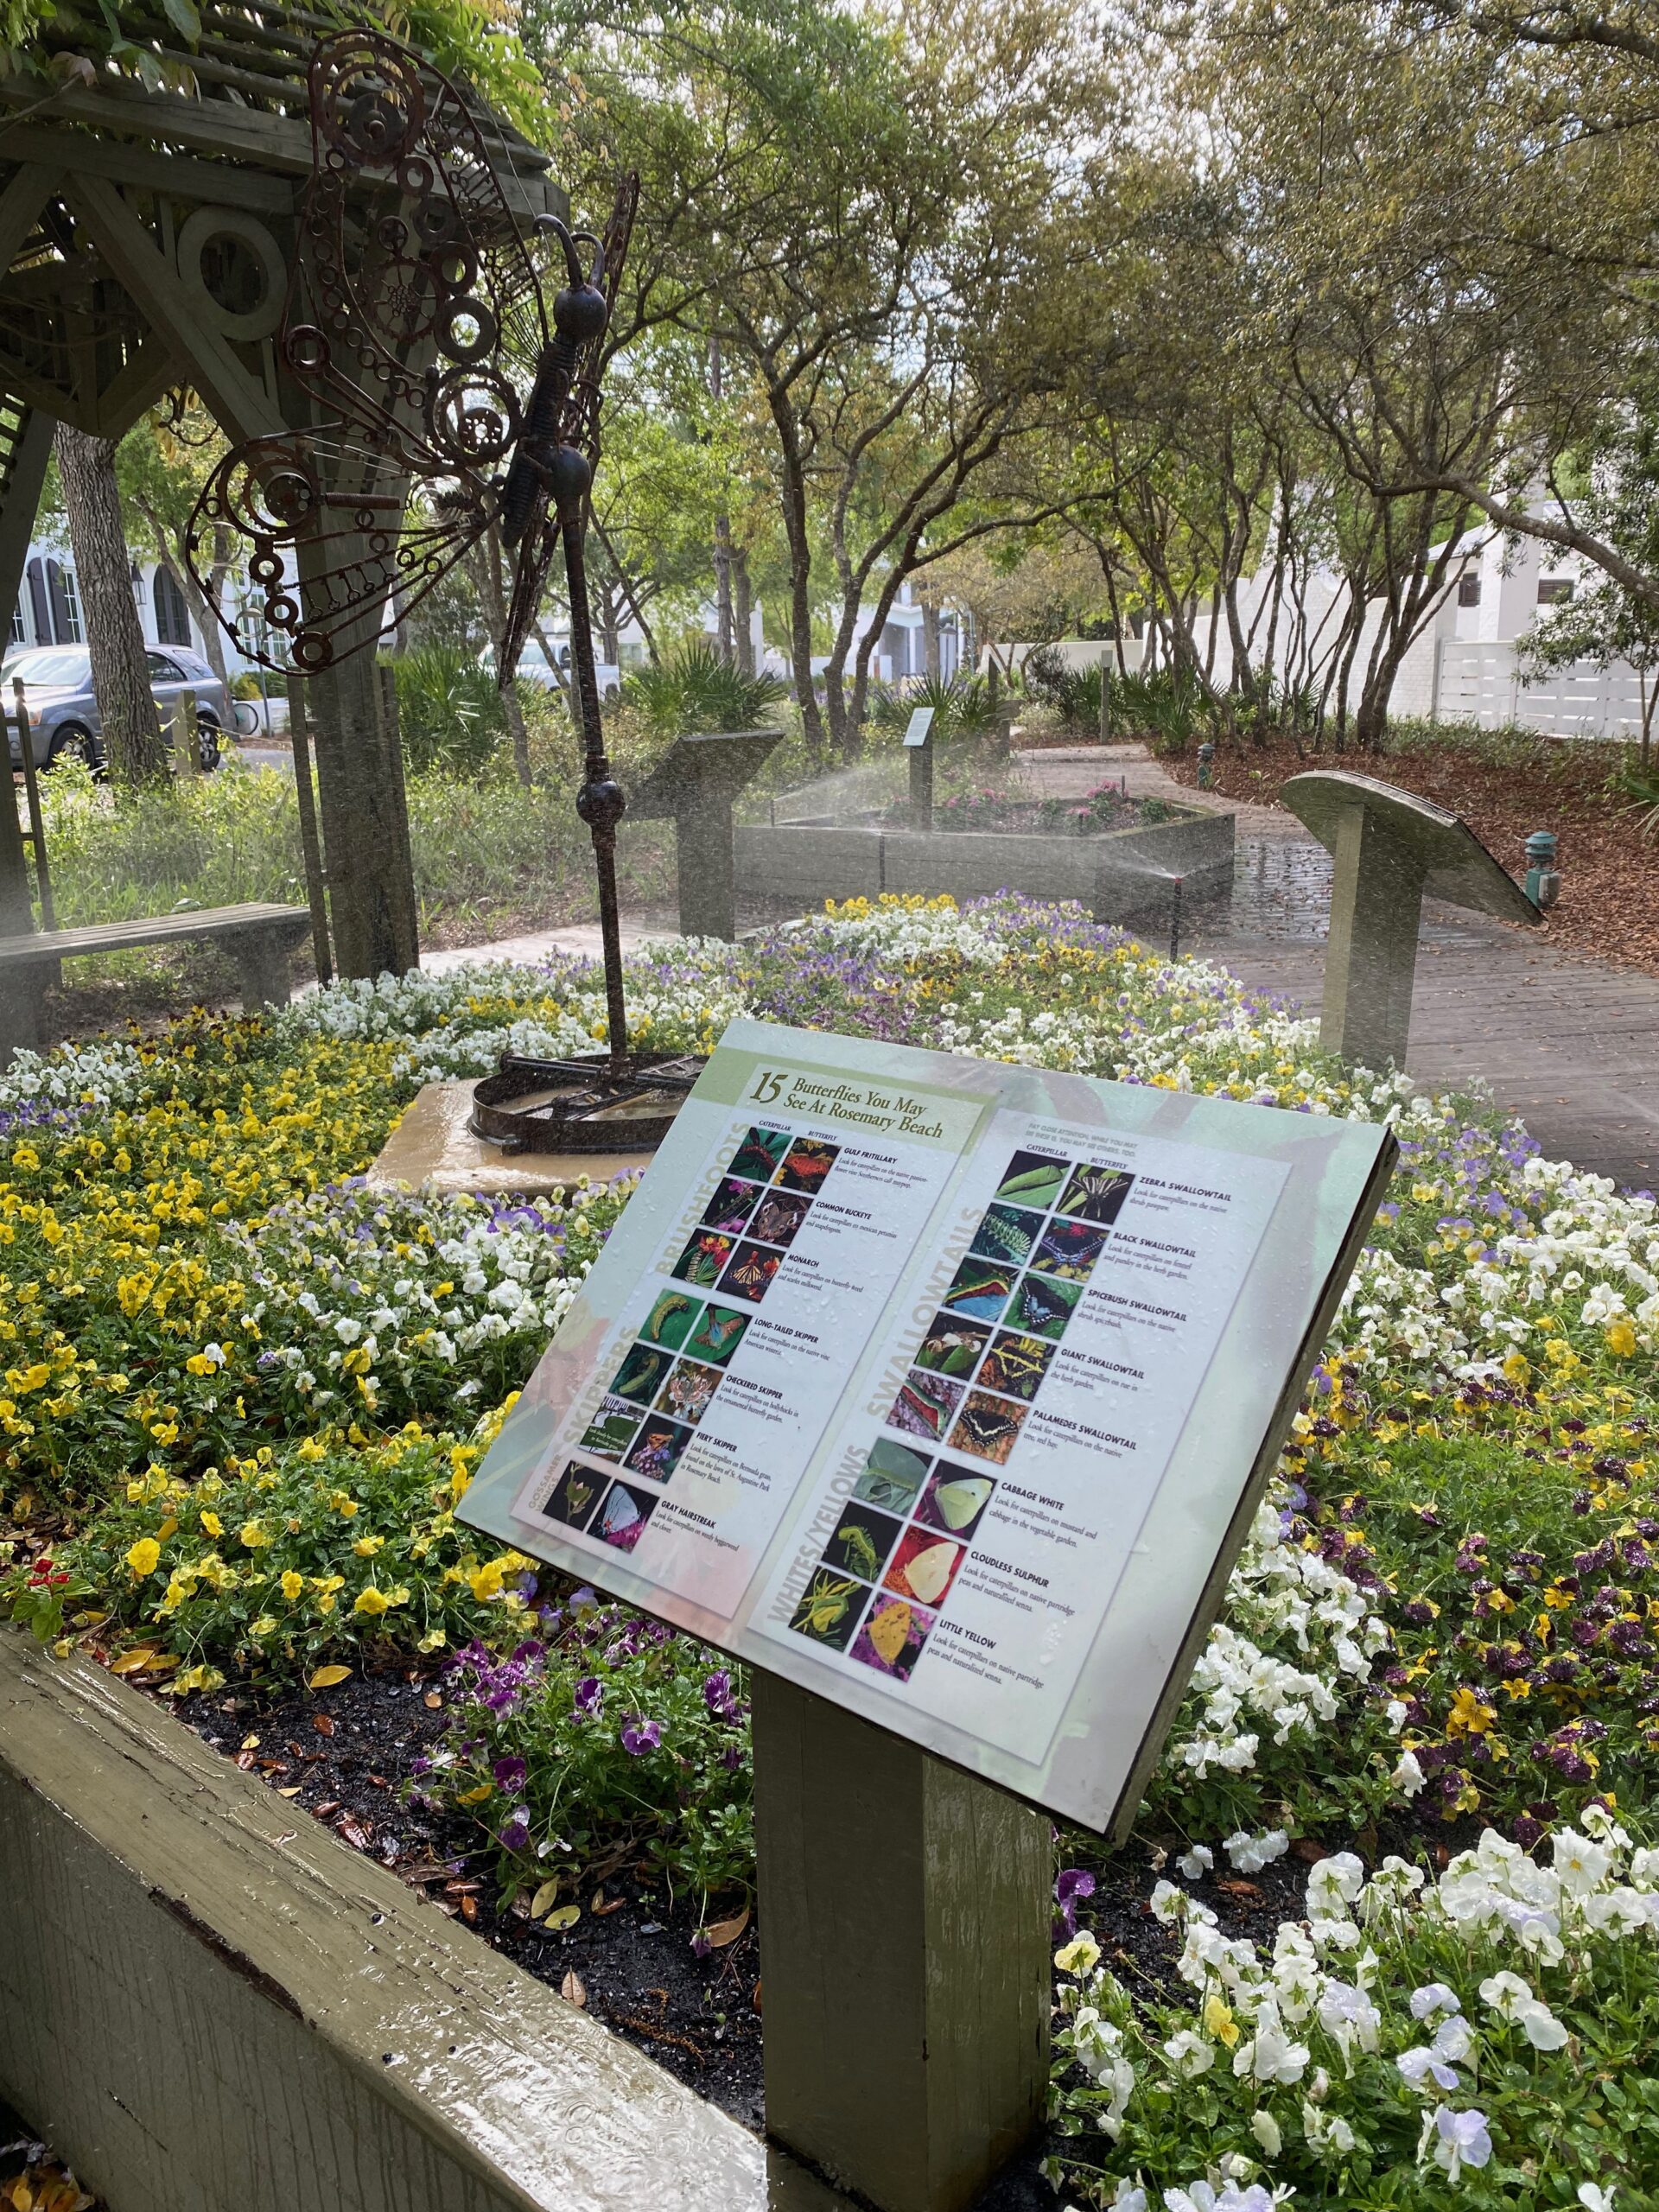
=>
[60,175,283,444]
[0,165,60,274]
[0,122,294,214]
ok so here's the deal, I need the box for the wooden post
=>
[172,689,200,779]
[751,1673,1051,2212]
[1319,802,1426,1070]
[11,683,54,931]
[0,405,52,952]
[304,645,416,980]
[286,676,334,987]
[908,726,933,834]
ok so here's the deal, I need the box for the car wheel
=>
[49,721,105,777]
[196,715,222,773]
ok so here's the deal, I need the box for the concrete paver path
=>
[1021,746,1659,1189]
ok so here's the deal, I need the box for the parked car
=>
[1,644,234,772]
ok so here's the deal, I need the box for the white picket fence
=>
[1431,641,1654,741]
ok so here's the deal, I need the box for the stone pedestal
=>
[627,728,786,940]
[1281,770,1542,1071]
[366,1082,656,1196]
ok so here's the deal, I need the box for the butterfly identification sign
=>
[458,1017,1394,1834]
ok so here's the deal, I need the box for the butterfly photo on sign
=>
[852,1440,932,1516]
[850,1593,939,1682]
[787,1568,868,1651]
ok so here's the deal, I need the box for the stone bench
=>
[0,901,311,1054]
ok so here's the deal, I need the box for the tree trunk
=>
[767,385,826,753]
[54,424,167,788]
[709,338,734,662]
[733,550,755,677]
[922,602,940,679]
[471,526,531,787]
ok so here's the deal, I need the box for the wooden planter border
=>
[0,1631,848,2212]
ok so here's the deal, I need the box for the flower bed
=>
[3,893,1656,2206]
[874,785,1186,835]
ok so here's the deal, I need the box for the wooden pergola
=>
[0,11,564,977]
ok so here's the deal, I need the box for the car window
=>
[7,648,90,688]
[146,652,186,682]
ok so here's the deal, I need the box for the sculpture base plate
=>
[367,1083,658,1197]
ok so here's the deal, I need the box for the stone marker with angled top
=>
[1281,770,1541,1071]
[626,728,785,940]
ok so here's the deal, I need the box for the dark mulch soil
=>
[164,1662,768,2126]
[140,1656,1428,2209]
[1166,734,1659,976]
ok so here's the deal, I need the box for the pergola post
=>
[0,35,565,988]
[0,401,53,947]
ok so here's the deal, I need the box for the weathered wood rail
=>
[0,1632,849,2212]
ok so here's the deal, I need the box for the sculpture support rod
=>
[562,501,629,1061]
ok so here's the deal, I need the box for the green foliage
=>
[619,643,789,737]
[41,756,306,918]
[9,0,549,135]
[1609,759,1659,838]
[391,645,508,779]
[1111,668,1206,755]
[2,1426,540,1688]
[868,672,993,740]
[426,1600,753,1907]
[35,759,674,957]
[1022,646,1105,732]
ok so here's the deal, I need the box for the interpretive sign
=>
[460,1020,1393,1832]
[903,706,936,747]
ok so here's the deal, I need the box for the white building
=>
[1188,520,1646,740]
[9,518,249,672]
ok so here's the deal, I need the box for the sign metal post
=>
[905,705,936,833]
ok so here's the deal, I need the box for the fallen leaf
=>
[591,1888,625,1916]
[424,1691,442,1710]
[312,1713,335,1737]
[530,1878,563,1920]
[560,1969,587,2007]
[109,1646,159,1675]
[701,1904,750,1949]
[1217,1879,1264,1901]
[234,1750,258,1771]
[239,1732,261,1751]
[456,1782,493,1805]
[308,1663,352,1689]
[460,1894,479,1923]
[544,1904,581,1931]
[751,1979,762,2012]
[277,1786,302,1798]
[313,1800,341,1819]
[337,1817,373,1851]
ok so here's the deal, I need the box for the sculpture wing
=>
[186,428,488,674]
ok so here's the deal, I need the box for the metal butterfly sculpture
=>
[188,30,633,688]
[188,29,651,1075]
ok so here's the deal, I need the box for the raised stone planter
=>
[736,806,1233,923]
[0,1630,848,2212]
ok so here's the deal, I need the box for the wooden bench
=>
[0,901,311,1054]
